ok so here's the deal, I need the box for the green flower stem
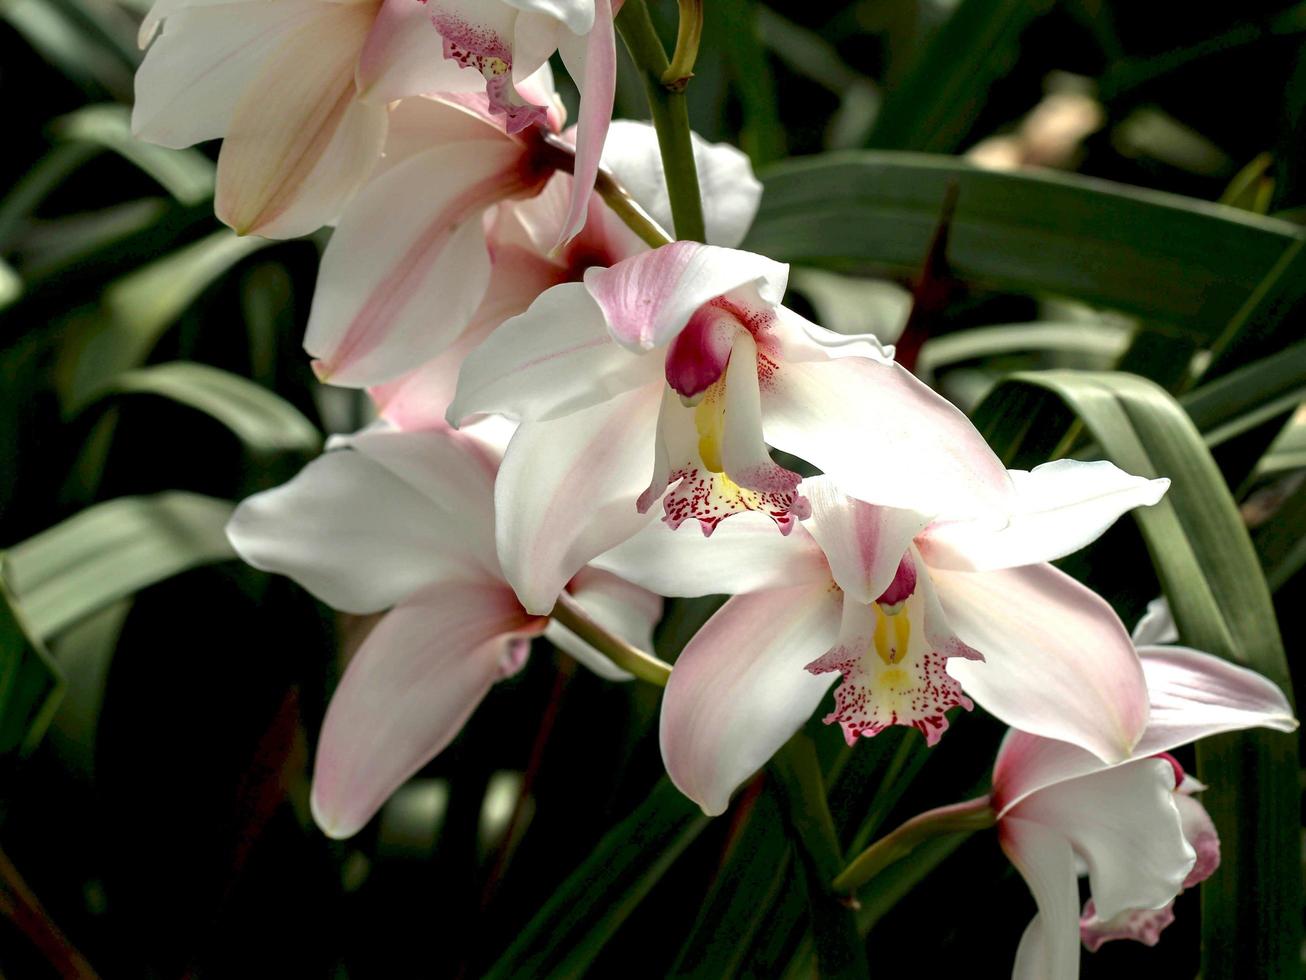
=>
[594,169,674,248]
[549,592,671,687]
[662,0,704,91]
[832,795,996,895]
[615,0,707,243]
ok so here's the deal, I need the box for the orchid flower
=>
[991,641,1296,978]
[132,0,490,238]
[590,462,1168,815]
[447,243,1018,616]
[424,0,618,242]
[225,422,662,838]
[308,113,756,391]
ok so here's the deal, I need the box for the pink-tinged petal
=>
[762,318,1015,522]
[601,120,761,248]
[214,2,386,238]
[495,383,663,615]
[1174,790,1219,887]
[133,0,323,148]
[447,282,659,425]
[1132,596,1178,645]
[372,243,569,430]
[936,563,1149,763]
[504,169,640,260]
[376,97,511,183]
[311,579,546,838]
[427,0,550,133]
[356,0,485,104]
[806,592,973,747]
[1007,758,1193,922]
[544,566,664,680]
[1132,645,1298,756]
[918,460,1169,572]
[584,242,788,352]
[226,445,484,614]
[1000,817,1086,980]
[802,476,931,605]
[591,512,831,597]
[554,0,614,244]
[1079,899,1175,952]
[660,583,843,816]
[306,140,534,387]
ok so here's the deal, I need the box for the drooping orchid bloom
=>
[307,112,757,391]
[132,0,490,238]
[590,462,1168,814]
[991,642,1296,978]
[447,243,1018,616]
[225,422,662,838]
[424,0,618,242]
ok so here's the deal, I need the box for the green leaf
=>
[973,370,1299,980]
[0,580,64,758]
[88,361,321,457]
[61,230,271,407]
[745,152,1304,332]
[52,104,216,205]
[865,0,1054,152]
[704,0,785,166]
[483,778,709,979]
[3,492,235,639]
[0,0,134,99]
[917,320,1131,383]
[1181,340,1306,449]
[0,259,20,311]
[0,142,99,253]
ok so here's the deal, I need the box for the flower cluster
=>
[132,3,1297,975]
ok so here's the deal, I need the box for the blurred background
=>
[2,0,1305,976]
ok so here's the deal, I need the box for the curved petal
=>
[584,242,788,352]
[601,121,762,249]
[1000,817,1082,980]
[802,476,931,604]
[1131,596,1178,645]
[993,645,1298,814]
[762,323,1014,522]
[226,447,478,614]
[936,563,1149,763]
[505,0,595,34]
[356,0,484,104]
[447,282,658,424]
[544,566,664,680]
[660,583,843,815]
[495,383,663,615]
[214,2,385,238]
[591,511,831,597]
[305,140,529,387]
[132,0,323,148]
[554,0,614,244]
[1008,759,1193,922]
[917,460,1169,572]
[310,579,546,838]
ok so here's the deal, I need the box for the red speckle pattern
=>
[660,467,808,536]
[431,13,548,134]
[805,621,973,747]
[1080,899,1175,952]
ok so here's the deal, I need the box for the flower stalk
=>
[662,0,704,92]
[549,592,671,686]
[615,0,707,242]
[833,795,996,895]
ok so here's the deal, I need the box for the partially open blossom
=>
[992,640,1296,979]
[132,0,485,238]
[592,461,1168,814]
[448,243,1016,616]
[225,422,661,838]
[424,0,618,242]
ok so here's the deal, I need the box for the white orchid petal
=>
[505,0,595,34]
[447,282,659,425]
[495,383,663,615]
[918,460,1169,571]
[584,243,788,352]
[660,584,842,815]
[1008,759,1193,922]
[311,580,544,838]
[802,476,931,604]
[555,0,615,244]
[1001,817,1083,980]
[937,562,1149,762]
[355,0,484,104]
